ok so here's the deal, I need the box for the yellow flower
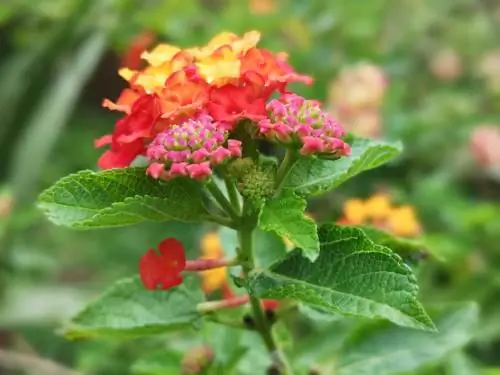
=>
[343,199,368,225]
[196,48,241,86]
[200,232,227,294]
[387,206,421,237]
[365,194,392,220]
[141,44,182,67]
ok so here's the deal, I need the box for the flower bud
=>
[146,114,242,180]
[181,346,214,375]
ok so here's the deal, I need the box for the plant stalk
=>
[238,206,294,375]
[206,178,240,223]
[274,149,298,195]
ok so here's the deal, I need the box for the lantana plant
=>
[37,31,435,374]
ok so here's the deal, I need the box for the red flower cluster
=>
[97,31,312,170]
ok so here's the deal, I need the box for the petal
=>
[158,237,186,271]
[139,249,164,290]
[94,134,112,148]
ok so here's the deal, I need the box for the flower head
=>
[146,115,242,180]
[139,238,186,290]
[97,31,311,170]
[258,94,350,157]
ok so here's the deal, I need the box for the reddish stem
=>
[185,258,235,271]
[197,295,250,313]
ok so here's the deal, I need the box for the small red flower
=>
[139,238,186,290]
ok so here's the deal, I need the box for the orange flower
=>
[343,199,368,225]
[338,195,421,238]
[364,194,392,220]
[387,206,421,237]
[98,30,311,169]
[199,232,227,294]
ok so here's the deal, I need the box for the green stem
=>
[275,149,298,195]
[208,214,237,229]
[224,175,241,214]
[206,179,240,223]
[238,204,294,375]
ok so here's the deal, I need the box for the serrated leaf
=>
[355,225,425,256]
[337,303,479,375]
[65,276,204,339]
[244,225,435,331]
[37,168,210,229]
[131,349,183,375]
[259,190,319,261]
[284,138,402,196]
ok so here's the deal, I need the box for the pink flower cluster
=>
[146,115,242,180]
[257,94,350,156]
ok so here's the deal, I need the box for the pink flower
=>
[257,94,350,157]
[146,115,242,180]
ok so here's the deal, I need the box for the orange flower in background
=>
[199,232,228,294]
[97,30,312,169]
[387,206,421,237]
[470,124,500,168]
[139,238,186,290]
[338,194,421,237]
[328,63,387,138]
[429,48,462,82]
[249,0,276,14]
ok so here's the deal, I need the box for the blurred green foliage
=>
[1,0,500,374]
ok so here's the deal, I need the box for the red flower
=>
[240,48,313,90]
[139,238,186,290]
[96,94,163,169]
[207,72,272,125]
[158,67,210,123]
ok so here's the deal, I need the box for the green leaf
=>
[259,190,319,261]
[65,276,204,339]
[337,303,479,375]
[284,138,402,196]
[244,225,435,331]
[131,350,183,375]
[37,168,210,229]
[355,225,425,256]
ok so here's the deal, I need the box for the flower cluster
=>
[258,94,350,156]
[146,115,242,180]
[328,63,387,138]
[338,194,421,237]
[96,31,314,174]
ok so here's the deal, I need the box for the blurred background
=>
[1,0,500,374]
